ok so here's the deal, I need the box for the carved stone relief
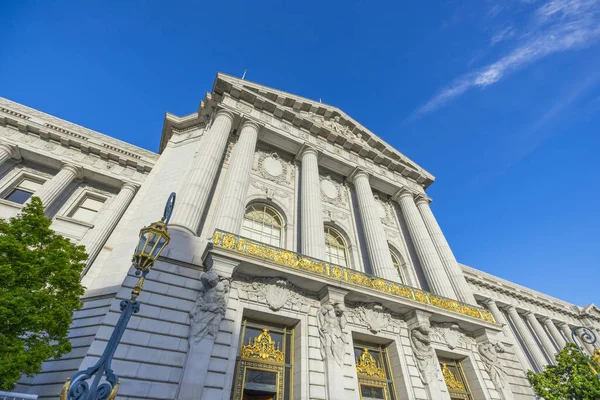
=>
[320,175,348,208]
[254,149,294,187]
[430,322,476,350]
[410,324,438,385]
[249,178,291,200]
[479,342,513,398]
[374,194,396,228]
[237,277,308,312]
[189,271,231,345]
[317,301,347,366]
[347,303,401,334]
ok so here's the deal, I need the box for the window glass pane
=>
[360,385,385,400]
[244,369,278,393]
[242,204,282,247]
[324,227,348,267]
[5,189,33,204]
[18,178,43,192]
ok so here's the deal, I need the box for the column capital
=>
[295,144,319,160]
[346,167,369,184]
[523,310,536,318]
[392,186,415,202]
[61,163,84,179]
[0,143,20,159]
[480,298,497,307]
[414,193,432,205]
[215,108,235,121]
[121,181,139,193]
[556,321,570,328]
[239,119,261,132]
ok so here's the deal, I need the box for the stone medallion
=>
[263,155,283,178]
[321,179,338,200]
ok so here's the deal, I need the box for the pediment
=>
[213,73,434,187]
[582,303,600,318]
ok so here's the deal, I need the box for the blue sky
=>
[1,0,599,306]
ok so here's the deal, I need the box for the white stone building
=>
[1,73,599,400]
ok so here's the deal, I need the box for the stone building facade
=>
[1,73,599,400]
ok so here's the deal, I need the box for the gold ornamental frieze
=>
[213,230,496,323]
[241,328,285,364]
[355,349,387,380]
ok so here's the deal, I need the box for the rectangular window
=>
[69,196,105,223]
[4,177,44,204]
[439,358,473,400]
[354,342,396,400]
[232,318,293,400]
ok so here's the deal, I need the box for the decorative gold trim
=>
[356,349,387,380]
[441,363,467,395]
[213,230,496,323]
[241,328,285,364]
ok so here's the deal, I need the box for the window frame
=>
[324,225,350,268]
[232,318,294,400]
[353,341,397,400]
[240,203,285,247]
[65,191,107,224]
[1,173,46,205]
[438,358,474,400]
[389,246,408,284]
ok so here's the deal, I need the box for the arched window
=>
[390,247,407,284]
[324,226,349,267]
[241,204,283,247]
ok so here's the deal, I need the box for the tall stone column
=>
[0,143,17,165]
[394,188,458,299]
[541,317,567,350]
[525,312,557,363]
[561,323,595,355]
[169,109,234,235]
[558,322,574,344]
[34,163,82,209]
[415,197,476,305]
[80,182,138,274]
[505,306,548,371]
[300,147,326,259]
[483,299,534,372]
[213,120,260,234]
[351,170,399,282]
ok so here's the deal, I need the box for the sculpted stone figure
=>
[479,342,511,396]
[189,271,230,344]
[410,324,437,385]
[318,301,347,366]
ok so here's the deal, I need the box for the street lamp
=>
[571,326,600,380]
[60,192,176,400]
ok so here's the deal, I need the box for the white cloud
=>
[410,0,600,119]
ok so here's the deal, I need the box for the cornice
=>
[212,73,435,188]
[0,97,157,163]
[0,102,155,176]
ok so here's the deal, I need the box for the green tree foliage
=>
[527,342,600,400]
[0,197,87,390]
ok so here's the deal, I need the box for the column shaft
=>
[213,121,259,234]
[34,164,81,209]
[300,147,326,259]
[169,109,234,234]
[395,190,457,299]
[484,299,534,372]
[416,199,476,305]
[353,171,399,282]
[80,182,138,274]
[542,318,567,350]
[506,306,548,371]
[559,323,574,344]
[525,313,557,363]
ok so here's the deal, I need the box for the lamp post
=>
[60,192,176,400]
[571,326,600,380]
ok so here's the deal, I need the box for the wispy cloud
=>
[490,26,516,45]
[410,0,600,120]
